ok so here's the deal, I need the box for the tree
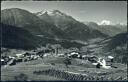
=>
[46,43,52,49]
[80,46,88,52]
[51,44,62,55]
[63,57,71,71]
[14,73,28,81]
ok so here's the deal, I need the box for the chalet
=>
[1,59,5,65]
[9,56,15,59]
[58,54,65,57]
[23,52,31,57]
[96,57,111,69]
[43,53,51,57]
[16,53,24,58]
[31,55,39,60]
[15,58,23,63]
[81,55,89,60]
[88,56,98,63]
[8,59,16,66]
[68,51,79,58]
[108,56,114,62]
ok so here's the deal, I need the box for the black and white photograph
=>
[1,1,127,81]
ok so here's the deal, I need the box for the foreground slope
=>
[1,57,127,81]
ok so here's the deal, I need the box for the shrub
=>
[14,73,28,81]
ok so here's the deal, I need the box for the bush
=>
[63,58,71,68]
[14,73,28,81]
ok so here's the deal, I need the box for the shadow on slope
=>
[0,23,39,50]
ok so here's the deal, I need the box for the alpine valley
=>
[1,8,127,81]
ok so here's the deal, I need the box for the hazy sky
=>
[1,1,127,24]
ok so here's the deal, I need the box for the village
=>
[3,46,127,81]
[1,44,127,81]
[1,44,115,70]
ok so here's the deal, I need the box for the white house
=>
[97,57,111,69]
[1,59,4,62]
[9,56,15,59]
[68,51,79,56]
[108,56,114,59]
[15,53,26,58]
[70,52,79,55]
[43,53,51,57]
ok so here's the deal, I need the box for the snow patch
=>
[98,20,111,25]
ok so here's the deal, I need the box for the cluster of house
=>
[1,47,62,66]
[65,51,115,69]
[0,47,58,66]
[1,47,115,69]
[1,47,58,66]
[1,52,40,66]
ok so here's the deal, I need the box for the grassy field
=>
[1,56,127,81]
[1,58,65,81]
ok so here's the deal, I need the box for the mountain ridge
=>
[1,8,70,40]
[86,22,127,36]
[36,9,108,41]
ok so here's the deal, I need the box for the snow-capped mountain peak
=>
[36,10,53,16]
[36,10,66,17]
[98,20,111,25]
[51,10,65,16]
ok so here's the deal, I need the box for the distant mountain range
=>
[1,8,108,41]
[36,10,108,41]
[1,8,127,50]
[85,22,127,36]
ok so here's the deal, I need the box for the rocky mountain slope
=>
[36,10,108,41]
[83,32,128,64]
[1,8,108,42]
[1,23,85,50]
[1,8,69,39]
[0,23,39,50]
[103,33,127,64]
